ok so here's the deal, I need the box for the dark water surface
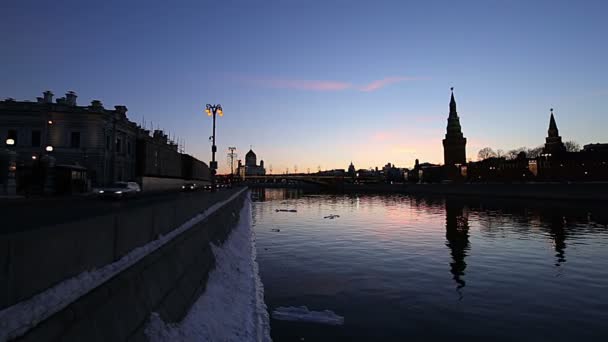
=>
[252,188,608,342]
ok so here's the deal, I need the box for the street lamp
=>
[205,103,223,191]
[45,145,54,152]
[4,138,17,195]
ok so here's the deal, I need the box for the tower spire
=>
[548,108,559,137]
[449,87,457,116]
[543,107,566,155]
[443,87,467,168]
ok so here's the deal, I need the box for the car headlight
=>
[99,190,105,194]
[115,191,122,194]
[182,185,185,189]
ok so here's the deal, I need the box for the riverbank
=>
[145,192,271,342]
[338,182,608,201]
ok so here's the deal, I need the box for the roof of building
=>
[547,108,560,137]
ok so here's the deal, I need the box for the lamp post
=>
[5,138,17,195]
[205,104,223,191]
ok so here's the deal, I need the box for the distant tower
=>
[442,88,467,166]
[245,149,257,167]
[542,108,566,156]
[348,162,356,177]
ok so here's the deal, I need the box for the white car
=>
[97,181,141,198]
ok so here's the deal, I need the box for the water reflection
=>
[251,187,305,202]
[548,215,567,266]
[445,199,470,295]
[253,188,608,341]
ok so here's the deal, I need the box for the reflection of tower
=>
[548,215,567,266]
[445,199,470,293]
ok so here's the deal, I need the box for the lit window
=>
[7,129,17,145]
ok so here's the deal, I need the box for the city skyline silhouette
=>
[1,0,606,173]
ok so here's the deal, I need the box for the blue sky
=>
[1,0,606,173]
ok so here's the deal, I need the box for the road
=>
[0,188,241,235]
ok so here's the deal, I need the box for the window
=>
[8,129,17,145]
[106,135,110,150]
[70,132,81,148]
[31,130,41,147]
[127,141,131,155]
[116,138,122,153]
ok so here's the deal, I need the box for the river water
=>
[251,188,608,341]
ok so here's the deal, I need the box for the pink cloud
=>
[263,79,351,91]
[359,76,428,92]
[233,74,427,92]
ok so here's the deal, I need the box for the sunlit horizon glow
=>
[1,0,606,174]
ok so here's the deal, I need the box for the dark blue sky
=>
[2,0,606,172]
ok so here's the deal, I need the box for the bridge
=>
[241,174,384,187]
[243,174,346,186]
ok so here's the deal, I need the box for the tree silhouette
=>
[564,141,580,152]
[477,147,497,160]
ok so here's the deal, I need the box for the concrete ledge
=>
[0,189,242,311]
[14,190,248,342]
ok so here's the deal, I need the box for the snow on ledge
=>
[145,193,272,342]
[272,306,345,326]
[0,188,248,341]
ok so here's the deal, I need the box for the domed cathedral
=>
[442,88,467,166]
[245,149,257,167]
[542,108,567,156]
[237,148,266,179]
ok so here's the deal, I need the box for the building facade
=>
[467,109,608,182]
[1,90,210,194]
[236,149,266,179]
[0,91,137,190]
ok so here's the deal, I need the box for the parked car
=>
[96,181,141,199]
[181,183,198,192]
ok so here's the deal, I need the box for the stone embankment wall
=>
[1,188,248,341]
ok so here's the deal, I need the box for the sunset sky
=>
[1,0,607,174]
